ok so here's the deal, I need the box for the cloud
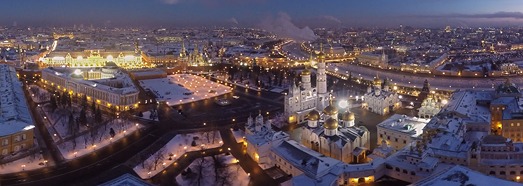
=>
[322,15,341,24]
[258,12,318,41]
[455,12,523,19]
[160,0,182,5]
[228,17,239,24]
[412,11,523,20]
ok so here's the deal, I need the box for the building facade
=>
[362,77,402,115]
[284,50,329,124]
[41,67,139,111]
[41,50,143,68]
[0,64,35,156]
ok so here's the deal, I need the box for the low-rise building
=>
[41,67,139,111]
[0,64,35,156]
[377,114,429,151]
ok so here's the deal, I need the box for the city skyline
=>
[5,0,523,28]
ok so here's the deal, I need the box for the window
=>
[510,171,516,175]
[2,139,8,146]
[500,171,506,175]
[410,171,416,176]
[1,149,7,155]
[402,170,408,174]
[403,140,407,144]
[22,134,27,140]
[14,145,20,151]
[489,171,495,175]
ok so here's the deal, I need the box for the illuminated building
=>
[0,64,35,155]
[377,114,429,151]
[284,48,328,124]
[362,77,402,115]
[41,50,143,68]
[300,99,370,164]
[41,67,139,111]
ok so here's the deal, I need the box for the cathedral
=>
[362,76,402,115]
[300,97,370,163]
[284,49,329,124]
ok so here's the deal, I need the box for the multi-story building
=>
[284,50,329,124]
[41,50,143,68]
[357,52,388,67]
[362,77,401,115]
[41,67,139,111]
[301,101,370,164]
[377,114,429,151]
[0,64,35,156]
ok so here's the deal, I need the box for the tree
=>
[152,147,166,171]
[67,94,72,108]
[50,94,58,112]
[61,92,67,108]
[95,106,103,125]
[91,99,96,114]
[79,108,87,126]
[81,94,87,109]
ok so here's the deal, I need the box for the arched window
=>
[489,171,495,175]
[500,171,506,175]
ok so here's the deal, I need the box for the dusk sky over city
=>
[5,0,523,27]
[6,0,523,185]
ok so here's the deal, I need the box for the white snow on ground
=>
[231,129,245,143]
[139,74,232,106]
[133,131,223,179]
[175,155,250,186]
[0,154,48,174]
[57,119,142,160]
[28,85,50,104]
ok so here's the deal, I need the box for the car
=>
[232,96,239,99]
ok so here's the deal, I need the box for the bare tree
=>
[213,155,236,186]
[152,147,166,171]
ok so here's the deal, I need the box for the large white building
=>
[377,114,429,151]
[284,50,329,124]
[418,95,444,119]
[300,99,370,164]
[41,50,143,68]
[362,77,401,115]
[41,67,139,111]
[245,113,289,169]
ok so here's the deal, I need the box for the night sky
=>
[4,0,523,27]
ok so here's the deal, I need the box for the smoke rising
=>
[258,12,318,41]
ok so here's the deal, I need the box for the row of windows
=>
[489,170,523,176]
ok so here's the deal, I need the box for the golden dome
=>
[301,69,311,76]
[323,104,338,116]
[307,110,320,121]
[341,111,355,121]
[324,117,338,129]
[323,98,338,116]
[373,76,381,85]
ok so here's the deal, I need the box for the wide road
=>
[328,63,523,91]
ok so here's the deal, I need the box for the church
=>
[284,49,329,124]
[300,97,370,164]
[362,76,401,115]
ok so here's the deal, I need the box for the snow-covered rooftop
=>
[413,165,521,186]
[43,67,138,95]
[0,64,34,137]
[98,173,153,186]
[271,140,342,179]
[378,114,429,137]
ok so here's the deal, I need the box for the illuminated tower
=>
[316,44,328,110]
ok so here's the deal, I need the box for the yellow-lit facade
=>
[1,130,34,156]
[41,50,143,68]
[41,69,139,111]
